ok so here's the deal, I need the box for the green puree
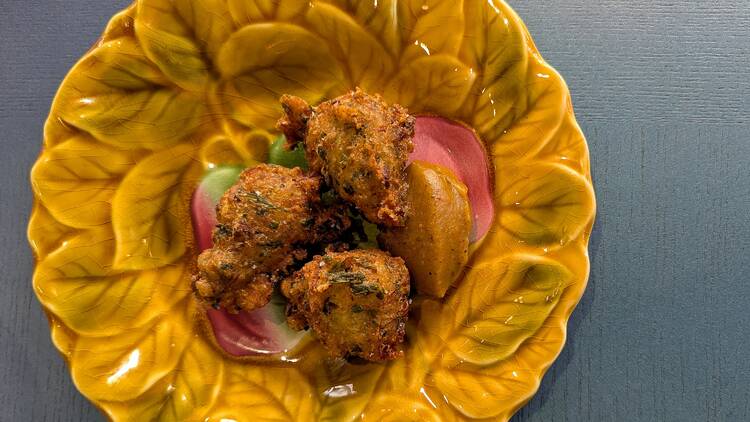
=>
[269,136,308,170]
[201,166,244,203]
[201,136,308,201]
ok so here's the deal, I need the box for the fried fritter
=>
[192,164,350,313]
[278,89,415,227]
[281,249,410,362]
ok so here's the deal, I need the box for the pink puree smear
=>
[409,116,494,241]
[205,305,290,356]
[193,188,301,356]
[193,116,494,356]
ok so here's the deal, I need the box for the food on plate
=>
[191,90,493,362]
[281,249,410,362]
[278,89,415,227]
[192,164,350,313]
[378,161,472,298]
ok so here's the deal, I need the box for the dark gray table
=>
[2,1,748,421]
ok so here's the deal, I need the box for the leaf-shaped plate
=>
[29,1,595,420]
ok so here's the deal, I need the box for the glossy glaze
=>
[28,1,595,420]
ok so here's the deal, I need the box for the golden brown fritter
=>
[281,249,410,362]
[192,164,350,313]
[278,89,415,227]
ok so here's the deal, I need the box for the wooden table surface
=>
[1,1,748,420]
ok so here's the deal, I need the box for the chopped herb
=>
[259,240,283,248]
[329,271,367,285]
[328,260,346,273]
[343,184,355,195]
[219,263,233,271]
[351,304,364,313]
[355,260,376,271]
[245,190,280,214]
[350,282,382,296]
[268,221,280,229]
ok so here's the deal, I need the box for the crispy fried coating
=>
[192,164,350,313]
[277,94,312,144]
[278,89,415,227]
[281,249,410,362]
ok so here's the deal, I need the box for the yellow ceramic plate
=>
[29,1,595,420]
